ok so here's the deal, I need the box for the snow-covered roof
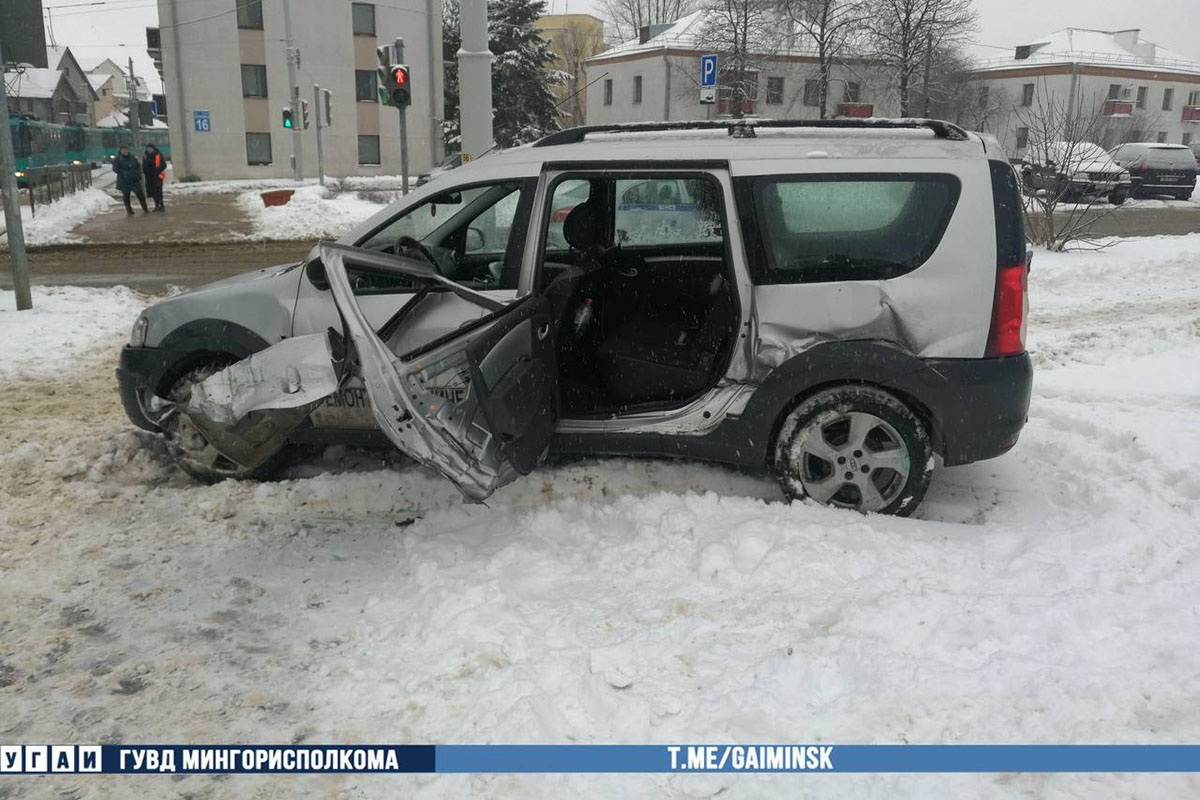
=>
[88,73,112,92]
[46,46,69,70]
[973,28,1200,76]
[3,68,67,100]
[95,111,128,128]
[587,9,821,62]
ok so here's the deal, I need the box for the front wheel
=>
[161,361,288,483]
[773,386,933,516]
[1109,189,1127,205]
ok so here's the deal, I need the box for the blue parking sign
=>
[700,55,718,88]
[193,110,210,132]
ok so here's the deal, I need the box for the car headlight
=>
[130,315,149,347]
[14,171,24,178]
[1119,173,1131,183]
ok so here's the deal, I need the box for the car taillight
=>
[551,205,575,223]
[985,262,1028,357]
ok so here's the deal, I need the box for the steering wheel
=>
[396,235,438,268]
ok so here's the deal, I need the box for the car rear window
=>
[1146,147,1197,169]
[745,174,961,284]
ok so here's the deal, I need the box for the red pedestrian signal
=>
[389,65,411,108]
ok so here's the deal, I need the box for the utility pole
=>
[458,0,493,160]
[282,0,303,180]
[394,38,409,194]
[0,48,33,310]
[313,84,325,187]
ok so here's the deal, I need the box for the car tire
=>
[773,385,933,517]
[1176,191,1193,201]
[161,360,289,484]
[1109,190,1127,206]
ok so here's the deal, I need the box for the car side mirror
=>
[465,226,485,252]
[306,257,328,290]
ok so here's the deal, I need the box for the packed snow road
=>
[1,236,1199,799]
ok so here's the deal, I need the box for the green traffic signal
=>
[282,108,294,129]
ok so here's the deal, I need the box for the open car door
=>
[320,243,559,501]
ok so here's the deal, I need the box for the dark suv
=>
[1108,143,1198,200]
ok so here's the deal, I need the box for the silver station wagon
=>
[117,119,1032,516]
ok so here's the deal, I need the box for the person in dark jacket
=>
[112,145,147,215]
[142,144,166,212]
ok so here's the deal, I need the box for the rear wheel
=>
[773,386,933,516]
[161,360,288,483]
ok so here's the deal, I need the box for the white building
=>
[584,11,896,126]
[155,0,442,180]
[969,29,1200,156]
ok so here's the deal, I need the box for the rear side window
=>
[745,174,960,283]
[989,160,1025,267]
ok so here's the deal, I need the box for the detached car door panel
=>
[321,243,558,500]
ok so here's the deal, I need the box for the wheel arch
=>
[152,319,271,395]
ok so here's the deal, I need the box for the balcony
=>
[835,103,873,118]
[1183,105,1200,123]
[1102,99,1134,117]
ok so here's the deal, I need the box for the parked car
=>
[1020,141,1130,204]
[1108,142,1198,200]
[116,118,1032,517]
[414,152,464,187]
[1188,141,1200,169]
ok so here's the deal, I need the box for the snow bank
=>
[238,184,386,240]
[0,186,114,248]
[1,235,1199,798]
[0,285,145,378]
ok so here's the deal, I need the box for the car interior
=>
[538,174,739,416]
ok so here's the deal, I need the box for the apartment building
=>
[584,10,896,126]
[531,13,607,128]
[969,29,1200,155]
[156,0,442,179]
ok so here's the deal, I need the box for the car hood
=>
[1073,157,1124,173]
[141,262,305,349]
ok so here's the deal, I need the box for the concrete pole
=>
[426,0,444,164]
[127,58,142,165]
[282,0,303,180]
[457,0,493,158]
[0,54,34,310]
[164,0,190,177]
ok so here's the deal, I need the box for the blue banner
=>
[2,745,1199,775]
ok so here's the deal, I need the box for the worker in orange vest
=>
[142,144,167,212]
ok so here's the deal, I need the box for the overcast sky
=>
[42,0,1200,97]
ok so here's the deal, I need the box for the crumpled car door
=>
[320,243,560,501]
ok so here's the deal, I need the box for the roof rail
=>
[532,118,971,147]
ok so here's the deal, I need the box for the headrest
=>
[562,201,600,251]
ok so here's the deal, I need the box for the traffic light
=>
[388,65,411,107]
[301,100,311,129]
[376,45,395,107]
[282,107,294,129]
[322,88,332,127]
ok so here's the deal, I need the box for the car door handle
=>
[537,322,550,340]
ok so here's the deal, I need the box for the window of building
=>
[977,83,989,107]
[245,132,272,165]
[355,70,377,102]
[802,79,820,106]
[1156,131,1167,143]
[603,79,612,106]
[1107,83,1121,100]
[1135,85,1147,108]
[749,175,961,285]
[1015,126,1029,149]
[633,75,642,104]
[844,81,860,103]
[236,0,263,30]
[1182,132,1192,146]
[358,134,381,165]
[1189,90,1200,106]
[240,64,268,98]
[766,76,784,105]
[1021,83,1034,106]
[1163,88,1174,110]
[352,3,376,36]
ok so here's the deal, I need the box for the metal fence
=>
[24,164,94,216]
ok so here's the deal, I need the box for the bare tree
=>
[864,0,976,116]
[1017,84,1128,251]
[781,0,870,119]
[696,0,782,118]
[600,0,696,43]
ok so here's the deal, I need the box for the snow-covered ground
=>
[238,184,388,241]
[0,186,116,248]
[1,236,1199,798]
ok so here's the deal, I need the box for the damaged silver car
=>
[117,119,1032,516]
